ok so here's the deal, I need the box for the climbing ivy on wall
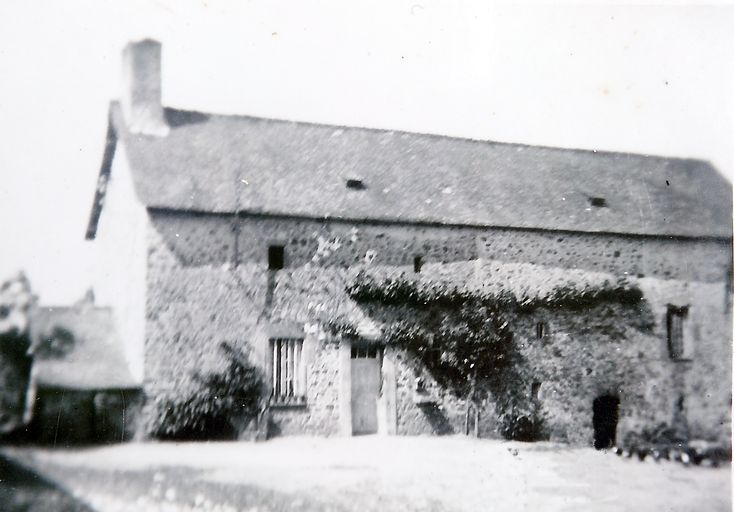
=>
[344,261,644,439]
[346,262,642,311]
[382,302,519,437]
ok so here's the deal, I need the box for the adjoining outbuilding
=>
[27,293,142,445]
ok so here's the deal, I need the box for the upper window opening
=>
[531,381,541,400]
[413,256,423,273]
[590,197,607,208]
[346,179,366,190]
[268,245,285,270]
[667,305,689,360]
[536,321,546,339]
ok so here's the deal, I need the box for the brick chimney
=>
[120,39,169,137]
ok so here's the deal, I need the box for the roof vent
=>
[589,197,607,208]
[346,179,366,190]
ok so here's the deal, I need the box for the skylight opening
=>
[346,179,366,190]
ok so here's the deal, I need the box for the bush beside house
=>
[148,342,264,440]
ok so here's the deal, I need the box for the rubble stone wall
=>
[143,209,731,443]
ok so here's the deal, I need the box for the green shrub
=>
[149,342,263,441]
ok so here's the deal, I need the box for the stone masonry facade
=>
[143,208,731,445]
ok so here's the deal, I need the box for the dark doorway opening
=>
[592,395,619,449]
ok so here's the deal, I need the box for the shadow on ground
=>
[0,453,94,512]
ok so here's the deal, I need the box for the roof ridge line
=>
[156,103,709,165]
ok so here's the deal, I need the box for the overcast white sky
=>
[1,0,732,305]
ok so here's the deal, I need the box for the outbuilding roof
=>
[29,305,139,390]
[92,101,731,239]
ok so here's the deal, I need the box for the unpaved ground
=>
[2,436,731,512]
[0,454,93,512]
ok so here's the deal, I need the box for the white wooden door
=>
[351,344,381,435]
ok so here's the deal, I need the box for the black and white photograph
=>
[0,1,732,511]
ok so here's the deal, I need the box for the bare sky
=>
[1,0,732,305]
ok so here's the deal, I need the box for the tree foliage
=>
[380,301,541,439]
[0,272,34,436]
[382,303,513,401]
[0,272,35,352]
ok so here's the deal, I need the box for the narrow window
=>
[413,255,423,273]
[589,197,607,207]
[271,338,305,404]
[667,305,689,360]
[268,245,285,270]
[536,321,546,339]
[531,382,541,400]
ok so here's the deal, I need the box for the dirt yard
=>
[2,436,730,512]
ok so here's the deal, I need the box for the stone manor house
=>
[84,39,732,446]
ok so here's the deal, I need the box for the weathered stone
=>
[135,207,732,445]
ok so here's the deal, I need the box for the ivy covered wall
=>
[369,279,729,445]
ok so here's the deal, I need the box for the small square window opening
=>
[268,245,285,270]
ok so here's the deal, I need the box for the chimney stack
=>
[120,39,169,137]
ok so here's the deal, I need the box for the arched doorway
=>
[592,395,619,449]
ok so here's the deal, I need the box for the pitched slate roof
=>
[29,305,139,390]
[100,101,731,239]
